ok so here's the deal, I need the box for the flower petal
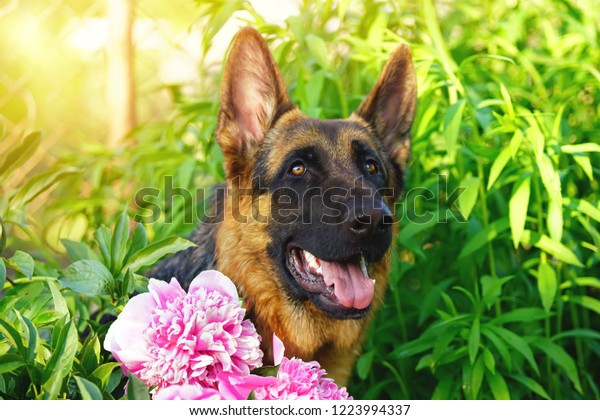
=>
[153,385,222,400]
[188,270,239,301]
[104,292,155,369]
[272,333,285,366]
[148,277,185,307]
[217,372,278,400]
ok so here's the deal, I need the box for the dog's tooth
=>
[372,279,376,285]
[303,250,321,271]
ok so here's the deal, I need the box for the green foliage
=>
[0,210,192,399]
[1,0,598,400]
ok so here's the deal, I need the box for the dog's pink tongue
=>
[321,260,374,309]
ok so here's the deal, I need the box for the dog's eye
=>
[364,159,378,175]
[289,161,306,177]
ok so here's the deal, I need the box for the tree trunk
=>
[106,0,135,147]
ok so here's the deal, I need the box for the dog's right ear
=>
[216,27,293,179]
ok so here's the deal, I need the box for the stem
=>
[565,263,585,379]
[532,175,544,234]
[15,224,59,267]
[9,276,57,285]
[477,159,496,313]
[381,360,410,399]
[393,285,408,342]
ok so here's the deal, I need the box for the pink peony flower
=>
[104,270,263,393]
[153,385,222,400]
[251,334,352,400]
[217,372,278,399]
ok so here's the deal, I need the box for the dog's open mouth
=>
[286,247,375,317]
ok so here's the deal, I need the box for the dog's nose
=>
[349,205,393,238]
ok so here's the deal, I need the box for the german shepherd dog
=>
[151,27,417,385]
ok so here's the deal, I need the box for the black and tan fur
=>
[151,27,417,385]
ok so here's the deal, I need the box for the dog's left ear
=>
[217,27,293,178]
[354,44,417,170]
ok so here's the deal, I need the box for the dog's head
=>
[216,28,416,320]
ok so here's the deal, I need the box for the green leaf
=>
[0,258,5,290]
[304,34,329,69]
[470,356,485,399]
[305,71,326,113]
[7,250,34,279]
[110,209,130,272]
[487,325,539,376]
[487,145,511,190]
[0,353,25,374]
[46,280,69,319]
[468,318,480,364]
[532,337,582,394]
[509,130,523,158]
[126,236,196,273]
[547,198,563,243]
[481,328,511,370]
[552,329,600,342]
[443,99,467,163]
[559,277,600,290]
[366,13,388,44]
[79,334,100,374]
[482,347,496,374]
[486,370,510,399]
[562,197,600,224]
[127,374,151,400]
[537,261,557,314]
[17,313,38,363]
[121,268,133,296]
[562,295,600,316]
[573,154,593,181]
[576,215,600,251]
[432,327,460,363]
[93,225,111,267]
[356,350,375,380]
[74,376,103,400]
[561,143,600,153]
[459,217,510,259]
[0,132,42,184]
[499,83,515,120]
[510,374,550,399]
[0,220,6,256]
[124,223,148,265]
[536,153,561,202]
[520,230,583,267]
[59,259,113,297]
[457,177,480,220]
[390,337,436,359]
[91,362,121,388]
[509,175,530,248]
[60,239,100,263]
[0,315,26,357]
[9,167,78,209]
[481,275,513,309]
[251,365,281,377]
[41,320,78,398]
[432,376,455,399]
[491,307,549,324]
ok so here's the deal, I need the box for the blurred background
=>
[0,0,598,399]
